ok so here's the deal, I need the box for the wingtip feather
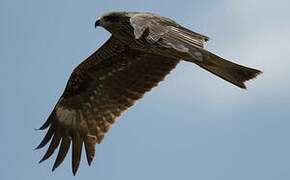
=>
[39,131,62,163]
[72,133,83,176]
[35,124,56,150]
[52,136,71,171]
[38,110,55,130]
[84,135,97,166]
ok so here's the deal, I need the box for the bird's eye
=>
[103,15,120,22]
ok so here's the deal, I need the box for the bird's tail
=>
[187,49,262,89]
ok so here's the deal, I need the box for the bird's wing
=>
[130,14,210,61]
[36,36,180,175]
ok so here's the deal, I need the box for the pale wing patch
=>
[130,14,204,61]
[159,38,189,53]
[56,104,77,126]
[130,14,167,41]
[130,15,148,39]
[168,26,205,47]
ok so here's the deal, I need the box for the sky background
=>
[1,0,290,179]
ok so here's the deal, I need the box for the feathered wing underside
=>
[36,36,180,175]
[130,13,209,60]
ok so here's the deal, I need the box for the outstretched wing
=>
[130,13,210,61]
[36,36,180,175]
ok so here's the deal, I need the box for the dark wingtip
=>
[38,156,47,164]
[72,133,83,176]
[72,168,78,176]
[52,163,59,172]
[52,167,56,172]
[86,152,94,166]
[72,171,77,176]
[39,132,62,165]
[72,160,80,176]
[35,124,55,150]
[52,137,71,172]
[84,135,97,166]
[87,157,93,166]
[95,19,101,28]
[38,110,55,130]
[35,140,49,151]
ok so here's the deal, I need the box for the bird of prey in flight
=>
[36,11,262,175]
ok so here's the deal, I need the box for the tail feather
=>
[191,50,262,89]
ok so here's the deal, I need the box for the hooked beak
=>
[95,19,101,28]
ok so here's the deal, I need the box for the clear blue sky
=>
[1,0,290,179]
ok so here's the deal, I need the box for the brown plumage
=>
[36,11,262,175]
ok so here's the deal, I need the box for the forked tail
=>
[190,50,262,89]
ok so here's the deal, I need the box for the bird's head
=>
[95,11,136,34]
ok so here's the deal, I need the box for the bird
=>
[36,11,262,175]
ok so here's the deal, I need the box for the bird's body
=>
[36,11,262,175]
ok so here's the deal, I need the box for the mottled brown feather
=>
[37,36,180,174]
